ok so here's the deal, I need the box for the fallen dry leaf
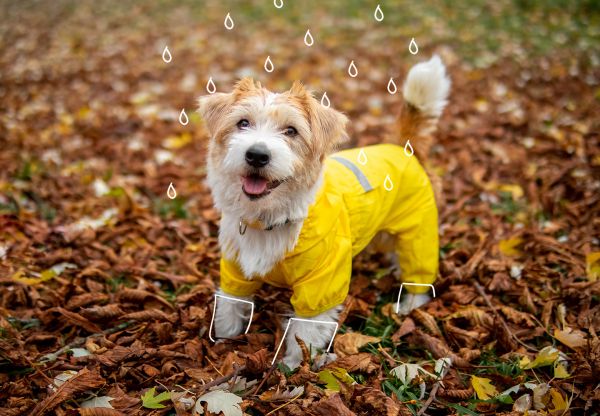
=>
[31,367,105,415]
[313,393,356,416]
[471,375,498,400]
[554,327,587,349]
[334,332,380,357]
[327,353,379,374]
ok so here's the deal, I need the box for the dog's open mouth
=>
[242,174,282,199]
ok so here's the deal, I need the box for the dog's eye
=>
[284,126,298,136]
[237,119,250,129]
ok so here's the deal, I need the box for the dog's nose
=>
[245,144,271,168]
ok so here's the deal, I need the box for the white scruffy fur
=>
[204,91,324,277]
[402,55,450,118]
[201,58,450,367]
[212,172,323,278]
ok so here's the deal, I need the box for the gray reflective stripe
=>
[330,156,373,192]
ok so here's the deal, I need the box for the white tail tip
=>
[402,55,451,118]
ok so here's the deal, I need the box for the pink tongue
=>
[243,176,268,195]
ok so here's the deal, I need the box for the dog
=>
[198,55,450,368]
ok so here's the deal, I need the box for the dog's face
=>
[198,78,348,216]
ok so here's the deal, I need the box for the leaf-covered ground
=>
[1,1,599,415]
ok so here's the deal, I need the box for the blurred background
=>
[1,0,598,224]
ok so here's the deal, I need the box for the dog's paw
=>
[214,313,246,339]
[213,293,252,339]
[282,351,302,370]
[311,352,338,370]
[278,306,342,370]
[397,293,431,315]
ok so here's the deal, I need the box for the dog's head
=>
[198,78,348,218]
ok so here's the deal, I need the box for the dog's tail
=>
[396,55,450,159]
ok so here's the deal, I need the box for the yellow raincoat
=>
[220,144,439,317]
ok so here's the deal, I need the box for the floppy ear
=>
[233,77,259,97]
[198,78,260,136]
[308,96,349,156]
[197,92,233,137]
[287,81,349,156]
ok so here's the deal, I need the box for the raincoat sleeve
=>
[394,201,438,294]
[281,226,353,318]
[219,256,263,297]
[386,158,439,294]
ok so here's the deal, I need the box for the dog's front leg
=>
[213,289,253,339]
[397,292,432,315]
[281,305,342,369]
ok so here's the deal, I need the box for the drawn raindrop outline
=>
[387,77,397,94]
[304,29,314,47]
[179,109,189,126]
[409,38,419,55]
[162,46,172,63]
[167,182,177,199]
[206,77,216,94]
[374,4,384,22]
[348,60,358,77]
[404,140,414,157]
[224,13,234,30]
[320,92,330,108]
[264,55,274,73]
[274,0,284,9]
[357,149,368,165]
[384,174,394,191]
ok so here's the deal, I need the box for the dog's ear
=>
[287,81,349,156]
[199,78,260,136]
[308,96,349,156]
[233,77,259,97]
[197,92,232,137]
[289,80,307,97]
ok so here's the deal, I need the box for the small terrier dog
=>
[198,55,450,368]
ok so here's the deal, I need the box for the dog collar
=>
[239,218,292,235]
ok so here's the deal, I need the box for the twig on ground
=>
[205,356,224,377]
[197,364,246,394]
[38,321,134,364]
[264,393,302,416]
[378,346,402,364]
[247,361,278,397]
[22,355,54,385]
[417,382,441,416]
[474,281,538,352]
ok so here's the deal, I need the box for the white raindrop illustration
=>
[264,55,274,73]
[409,38,419,55]
[162,46,172,63]
[387,77,397,94]
[224,13,234,30]
[348,60,358,77]
[320,92,330,108]
[179,109,189,126]
[167,182,177,199]
[384,174,394,191]
[374,4,384,22]
[304,29,314,47]
[206,77,216,94]
[404,139,414,156]
[274,0,284,8]
[357,148,368,165]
